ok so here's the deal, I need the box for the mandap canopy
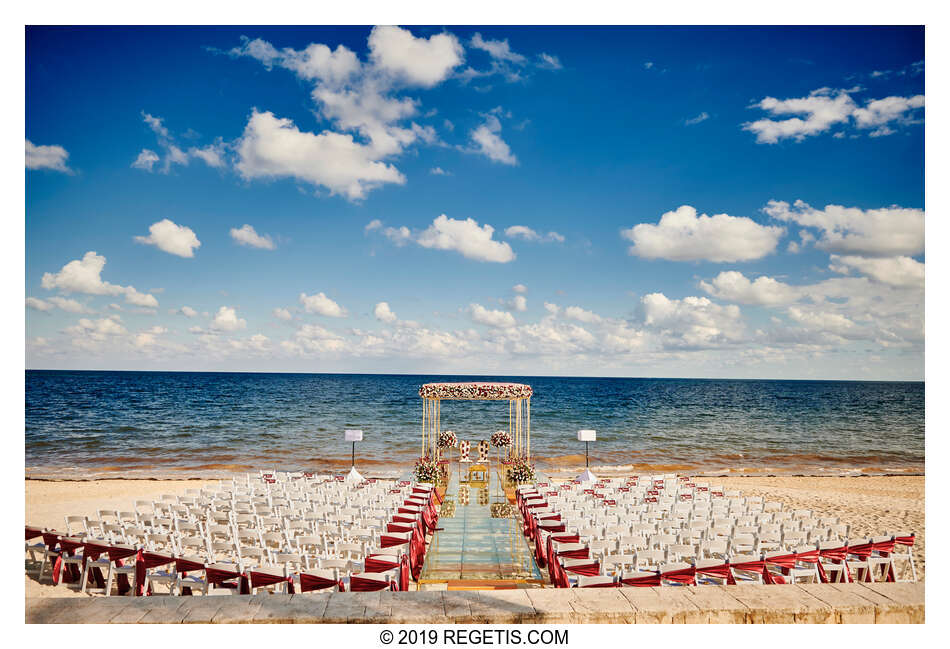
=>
[419,382,533,461]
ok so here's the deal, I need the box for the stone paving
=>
[26,582,924,624]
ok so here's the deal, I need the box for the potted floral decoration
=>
[505,456,536,485]
[413,455,441,483]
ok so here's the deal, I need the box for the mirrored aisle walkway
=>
[418,463,543,587]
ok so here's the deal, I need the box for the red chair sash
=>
[175,557,205,573]
[249,570,294,593]
[299,572,343,592]
[205,566,250,594]
[895,535,915,546]
[557,548,589,560]
[381,535,410,548]
[660,566,696,585]
[349,575,391,592]
[387,523,414,533]
[696,562,732,581]
[26,526,43,541]
[540,523,566,533]
[580,579,619,588]
[563,561,600,576]
[621,572,662,587]
[392,515,415,524]
[365,556,399,573]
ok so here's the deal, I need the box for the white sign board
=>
[577,429,596,441]
[345,429,363,442]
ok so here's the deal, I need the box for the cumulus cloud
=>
[40,251,159,307]
[471,33,526,65]
[537,53,562,70]
[226,28,463,200]
[829,254,924,288]
[299,291,348,317]
[512,284,527,294]
[374,301,398,323]
[371,214,515,263]
[27,296,90,314]
[131,149,160,171]
[764,199,923,257]
[177,306,198,317]
[26,297,53,312]
[622,205,784,263]
[469,303,516,328]
[273,307,293,321]
[506,295,527,312]
[416,215,515,262]
[134,219,201,257]
[429,166,450,176]
[744,87,924,143]
[368,26,464,87]
[504,226,565,243]
[26,139,73,173]
[642,293,745,349]
[564,305,602,324]
[211,306,247,332]
[465,112,517,165]
[235,110,406,201]
[699,271,801,306]
[230,224,276,250]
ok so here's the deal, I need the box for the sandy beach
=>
[25,472,924,600]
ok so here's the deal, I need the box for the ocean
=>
[25,370,925,479]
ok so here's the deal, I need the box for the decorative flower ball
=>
[490,430,512,448]
[438,430,458,449]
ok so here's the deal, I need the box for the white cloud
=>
[622,205,784,263]
[134,219,201,258]
[178,306,198,317]
[235,110,406,201]
[504,225,564,243]
[364,219,383,233]
[273,307,293,321]
[564,305,602,324]
[787,306,856,337]
[367,26,463,87]
[299,292,348,317]
[230,224,276,250]
[131,149,160,171]
[537,53,562,70]
[851,95,925,131]
[26,297,53,312]
[512,284,527,294]
[40,251,159,307]
[471,33,526,65]
[699,271,801,306]
[642,293,745,349]
[544,302,560,315]
[66,315,128,340]
[26,139,72,173]
[211,306,247,332]
[415,215,515,262]
[506,295,527,312]
[469,303,516,328]
[764,199,923,257]
[685,112,710,126]
[744,88,925,143]
[829,255,924,288]
[429,167,450,176]
[466,113,517,165]
[135,112,225,173]
[374,301,398,323]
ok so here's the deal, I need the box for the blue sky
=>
[25,25,925,379]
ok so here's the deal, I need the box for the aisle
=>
[418,463,543,585]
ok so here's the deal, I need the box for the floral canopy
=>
[419,382,533,461]
[418,382,533,400]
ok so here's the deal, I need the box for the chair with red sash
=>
[79,539,113,594]
[561,557,601,586]
[247,564,295,594]
[51,536,85,586]
[25,526,46,572]
[620,569,662,587]
[727,553,768,584]
[205,562,251,594]
[844,538,876,582]
[890,532,917,582]
[103,543,139,595]
[364,548,412,591]
[174,555,209,595]
[36,531,63,583]
[816,541,850,583]
[658,562,697,586]
[865,536,898,582]
[135,550,177,595]
[694,558,732,585]
[348,571,397,592]
[299,568,345,592]
[763,548,819,584]
[576,575,619,588]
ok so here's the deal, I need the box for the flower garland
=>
[490,430,512,448]
[505,456,536,484]
[438,430,458,449]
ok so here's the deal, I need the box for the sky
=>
[24,25,925,380]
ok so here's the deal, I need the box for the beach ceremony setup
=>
[24,382,924,623]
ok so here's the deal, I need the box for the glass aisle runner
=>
[418,464,543,586]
